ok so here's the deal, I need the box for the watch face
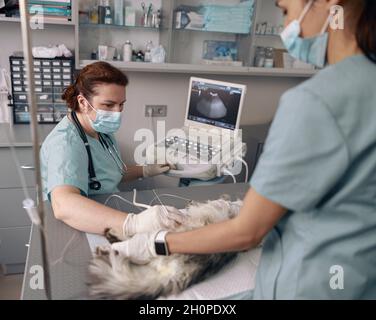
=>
[155,242,166,256]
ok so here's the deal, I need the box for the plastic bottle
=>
[98,0,106,24]
[156,10,162,28]
[104,0,113,25]
[144,41,153,62]
[254,47,266,68]
[123,40,133,62]
[264,47,274,68]
[90,1,99,24]
[114,0,124,26]
[91,50,98,60]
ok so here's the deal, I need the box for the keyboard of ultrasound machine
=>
[157,136,222,161]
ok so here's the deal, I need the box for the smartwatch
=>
[154,231,170,256]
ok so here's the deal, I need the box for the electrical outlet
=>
[145,105,167,117]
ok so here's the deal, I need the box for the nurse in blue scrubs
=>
[116,0,376,299]
[40,61,184,239]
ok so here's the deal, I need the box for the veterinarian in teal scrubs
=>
[113,0,376,299]
[40,62,182,238]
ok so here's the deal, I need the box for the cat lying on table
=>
[88,196,243,300]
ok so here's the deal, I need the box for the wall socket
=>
[145,105,168,117]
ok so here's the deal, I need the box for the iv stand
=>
[19,0,51,300]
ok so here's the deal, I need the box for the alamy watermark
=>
[133,122,243,175]
[329,265,344,290]
[29,6,46,30]
[330,5,345,30]
[29,264,44,290]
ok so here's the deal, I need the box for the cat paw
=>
[104,228,126,243]
[95,245,111,256]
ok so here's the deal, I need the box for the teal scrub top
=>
[250,55,376,299]
[40,116,123,201]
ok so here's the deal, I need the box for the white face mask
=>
[83,96,122,134]
[280,0,331,68]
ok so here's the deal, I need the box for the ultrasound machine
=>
[146,77,247,182]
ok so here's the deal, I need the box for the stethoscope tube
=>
[71,111,102,191]
[98,133,128,176]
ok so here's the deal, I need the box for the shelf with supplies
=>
[9,56,74,125]
[172,27,252,36]
[0,15,75,25]
[79,22,164,31]
[75,0,315,77]
[79,59,316,77]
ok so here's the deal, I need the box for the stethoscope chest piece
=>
[89,180,102,191]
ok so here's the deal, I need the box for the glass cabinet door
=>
[76,0,315,76]
[169,0,256,67]
[78,0,169,63]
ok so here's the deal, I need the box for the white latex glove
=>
[112,231,158,265]
[143,164,173,177]
[123,205,184,237]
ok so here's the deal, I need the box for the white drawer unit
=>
[41,60,51,67]
[0,124,55,274]
[0,226,31,274]
[0,188,35,228]
[0,147,35,188]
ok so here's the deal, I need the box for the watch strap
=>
[154,230,170,256]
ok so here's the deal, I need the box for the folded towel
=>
[201,0,254,34]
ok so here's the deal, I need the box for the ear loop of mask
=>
[320,14,332,34]
[298,0,331,35]
[80,95,97,116]
[298,0,315,24]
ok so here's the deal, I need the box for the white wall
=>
[0,22,75,70]
[118,71,301,165]
[0,19,305,188]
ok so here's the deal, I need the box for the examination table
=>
[21,183,261,300]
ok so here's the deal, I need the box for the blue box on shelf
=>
[203,40,238,61]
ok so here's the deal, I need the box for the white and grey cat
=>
[88,196,243,300]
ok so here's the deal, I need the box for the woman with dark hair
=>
[115,0,376,299]
[40,62,182,238]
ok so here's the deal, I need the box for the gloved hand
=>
[112,231,159,264]
[142,164,175,177]
[123,205,184,237]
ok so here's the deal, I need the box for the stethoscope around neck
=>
[70,111,127,191]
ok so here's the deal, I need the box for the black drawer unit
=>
[9,56,73,124]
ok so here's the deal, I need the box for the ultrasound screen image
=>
[187,80,243,130]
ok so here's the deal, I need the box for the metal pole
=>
[19,0,51,300]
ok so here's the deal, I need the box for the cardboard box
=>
[273,49,287,68]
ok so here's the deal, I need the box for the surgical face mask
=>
[83,97,122,134]
[280,0,331,68]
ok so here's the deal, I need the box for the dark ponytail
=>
[356,0,376,64]
[62,83,79,111]
[62,61,129,111]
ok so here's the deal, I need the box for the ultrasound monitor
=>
[185,77,246,131]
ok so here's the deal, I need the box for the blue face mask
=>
[280,0,331,68]
[84,97,122,134]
